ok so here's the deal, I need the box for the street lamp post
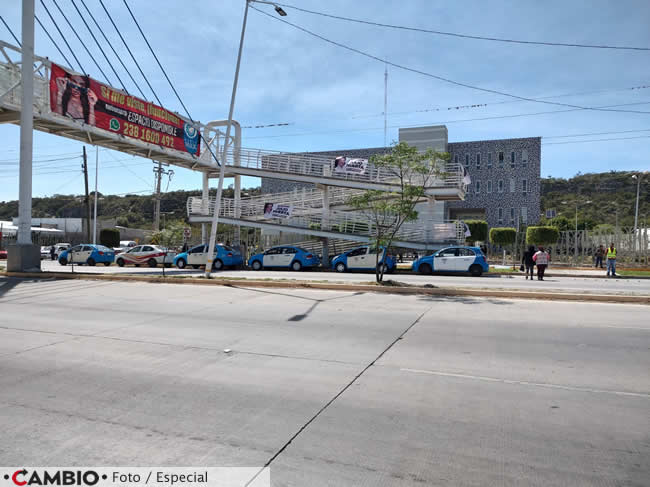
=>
[563,199,592,262]
[632,174,642,251]
[204,0,286,276]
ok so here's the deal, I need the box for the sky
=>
[0,0,649,202]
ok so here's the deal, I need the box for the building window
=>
[522,149,528,167]
[487,180,492,193]
[454,154,458,165]
[475,181,480,194]
[498,179,504,193]
[521,207,528,224]
[487,152,492,168]
[498,151,504,168]
[522,178,528,193]
[510,207,515,224]
[509,178,515,193]
[465,154,470,167]
[498,208,503,224]
[510,151,516,168]
[476,153,481,169]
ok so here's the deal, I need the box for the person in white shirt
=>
[532,246,550,281]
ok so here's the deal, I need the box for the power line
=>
[69,0,127,92]
[270,2,650,51]
[0,14,46,76]
[50,0,113,82]
[245,100,650,140]
[39,0,85,72]
[79,0,147,100]
[97,0,162,105]
[34,14,75,68]
[250,5,650,116]
[543,128,650,139]
[543,135,650,145]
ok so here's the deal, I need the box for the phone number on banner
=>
[122,121,176,149]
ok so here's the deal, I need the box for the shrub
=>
[99,228,120,248]
[489,227,516,246]
[526,226,560,246]
[464,220,488,244]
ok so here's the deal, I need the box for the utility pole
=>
[153,161,173,231]
[632,173,642,251]
[82,146,91,242]
[383,61,388,147]
[93,146,99,244]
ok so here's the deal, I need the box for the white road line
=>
[400,368,650,398]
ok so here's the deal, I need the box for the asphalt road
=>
[33,259,650,296]
[0,277,648,486]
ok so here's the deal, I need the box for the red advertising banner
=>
[49,63,200,156]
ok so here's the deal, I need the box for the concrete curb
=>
[5,271,650,305]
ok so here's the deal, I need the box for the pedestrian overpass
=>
[0,39,467,250]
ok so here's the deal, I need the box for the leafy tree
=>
[464,220,488,245]
[527,226,560,246]
[99,228,120,248]
[348,141,448,283]
[490,227,517,266]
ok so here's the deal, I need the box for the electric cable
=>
[50,0,113,82]
[0,14,45,76]
[543,135,650,145]
[39,0,85,72]
[269,2,650,51]
[250,5,650,116]
[79,0,147,99]
[69,0,127,92]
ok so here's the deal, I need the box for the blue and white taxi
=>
[174,244,243,270]
[248,246,320,271]
[331,246,396,273]
[412,246,489,277]
[58,244,115,266]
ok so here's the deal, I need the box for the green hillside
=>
[0,171,646,230]
[541,171,648,230]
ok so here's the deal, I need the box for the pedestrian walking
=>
[532,246,550,280]
[606,243,617,277]
[50,245,56,261]
[522,245,536,280]
[594,244,605,268]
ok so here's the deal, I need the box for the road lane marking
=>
[400,368,650,398]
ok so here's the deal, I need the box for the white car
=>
[42,243,71,260]
[115,245,176,267]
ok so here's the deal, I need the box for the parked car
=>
[113,240,137,255]
[0,249,7,260]
[58,244,115,266]
[248,246,320,271]
[115,245,176,267]
[411,246,489,277]
[52,243,71,260]
[174,243,243,270]
[331,246,396,273]
[40,246,50,260]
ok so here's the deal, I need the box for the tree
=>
[526,226,560,246]
[99,228,120,248]
[490,227,517,266]
[464,220,488,245]
[348,141,448,283]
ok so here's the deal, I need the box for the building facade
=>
[261,125,541,231]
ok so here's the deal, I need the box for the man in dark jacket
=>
[522,245,536,280]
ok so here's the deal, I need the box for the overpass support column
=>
[426,196,436,250]
[321,185,330,267]
[201,172,209,243]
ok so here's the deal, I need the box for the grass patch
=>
[618,270,650,277]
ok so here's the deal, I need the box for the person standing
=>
[606,243,617,277]
[522,245,536,280]
[50,245,56,261]
[533,246,550,281]
[594,244,605,268]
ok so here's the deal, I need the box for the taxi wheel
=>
[469,264,483,277]
[335,262,346,273]
[377,263,388,274]
[103,262,111,266]
[212,259,224,271]
[291,260,302,271]
[87,258,96,266]
[116,258,125,267]
[419,263,432,275]
[58,257,67,266]
[252,260,262,271]
[147,258,157,268]
[176,258,186,269]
